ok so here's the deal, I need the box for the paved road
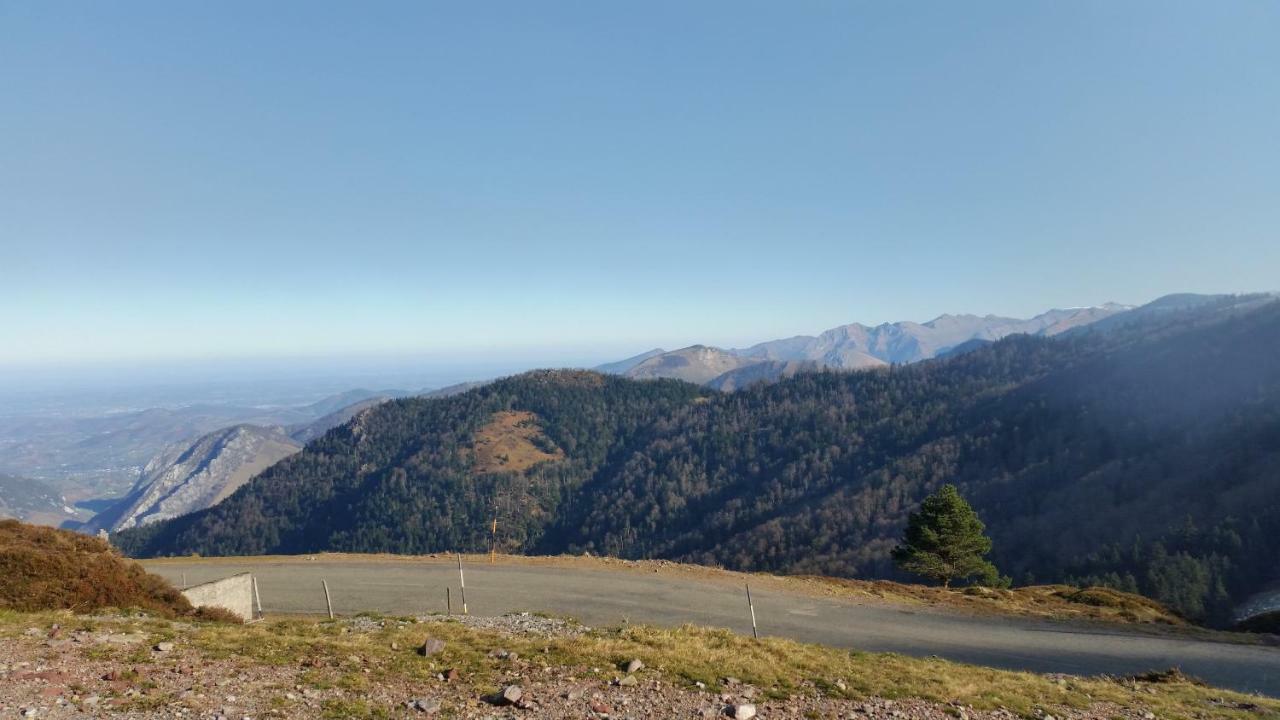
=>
[143,557,1280,697]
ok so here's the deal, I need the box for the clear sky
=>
[2,1,1277,373]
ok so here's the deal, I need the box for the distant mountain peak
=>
[602,301,1133,388]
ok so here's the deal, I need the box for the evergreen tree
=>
[892,484,998,588]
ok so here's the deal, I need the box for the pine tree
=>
[892,484,999,588]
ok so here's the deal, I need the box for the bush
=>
[0,519,193,617]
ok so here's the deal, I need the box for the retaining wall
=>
[181,572,254,622]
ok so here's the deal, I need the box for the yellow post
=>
[490,516,498,563]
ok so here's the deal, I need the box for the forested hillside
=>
[116,297,1280,624]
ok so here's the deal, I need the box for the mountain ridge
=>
[115,294,1280,624]
[607,303,1133,388]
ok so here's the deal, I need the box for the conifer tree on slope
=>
[892,484,1000,588]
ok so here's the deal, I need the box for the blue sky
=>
[2,1,1277,372]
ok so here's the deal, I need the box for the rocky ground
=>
[0,614,1260,719]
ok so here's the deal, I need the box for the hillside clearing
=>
[469,411,564,474]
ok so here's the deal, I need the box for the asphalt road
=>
[143,557,1280,697]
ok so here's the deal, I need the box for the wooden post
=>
[456,553,468,615]
[446,587,452,615]
[746,583,758,639]
[322,579,334,620]
[252,576,263,620]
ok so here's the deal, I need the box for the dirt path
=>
[143,555,1280,697]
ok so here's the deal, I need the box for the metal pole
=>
[746,583,758,639]
[252,576,263,620]
[457,553,468,615]
[322,579,334,620]
[490,516,497,564]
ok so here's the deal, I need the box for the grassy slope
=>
[0,519,192,617]
[1,608,1274,720]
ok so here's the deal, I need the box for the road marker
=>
[252,575,263,621]
[322,579,334,619]
[457,553,468,615]
[746,582,758,639]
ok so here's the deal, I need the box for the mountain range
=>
[115,293,1280,625]
[601,304,1132,388]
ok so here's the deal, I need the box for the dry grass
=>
[0,519,193,617]
[798,577,1186,626]
[4,609,1273,720]
[468,410,564,474]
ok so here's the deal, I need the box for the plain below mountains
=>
[0,388,405,502]
[603,304,1132,388]
[0,474,82,526]
[117,293,1280,626]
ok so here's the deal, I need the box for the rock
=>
[564,686,585,701]
[499,684,523,705]
[154,642,175,652]
[419,638,446,657]
[590,699,613,714]
[390,641,399,650]
[731,704,757,720]
[695,681,707,690]
[617,674,638,687]
[443,668,459,682]
[723,677,740,686]
[625,658,644,673]
[407,697,441,714]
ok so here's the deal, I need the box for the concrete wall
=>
[181,572,255,622]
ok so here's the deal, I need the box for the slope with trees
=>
[116,297,1280,624]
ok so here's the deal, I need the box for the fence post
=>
[446,587,452,615]
[456,553,468,615]
[322,579,334,620]
[746,582,758,640]
[252,576,263,620]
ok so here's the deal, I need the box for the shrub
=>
[0,519,193,617]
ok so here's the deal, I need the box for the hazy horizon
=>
[4,2,1278,370]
